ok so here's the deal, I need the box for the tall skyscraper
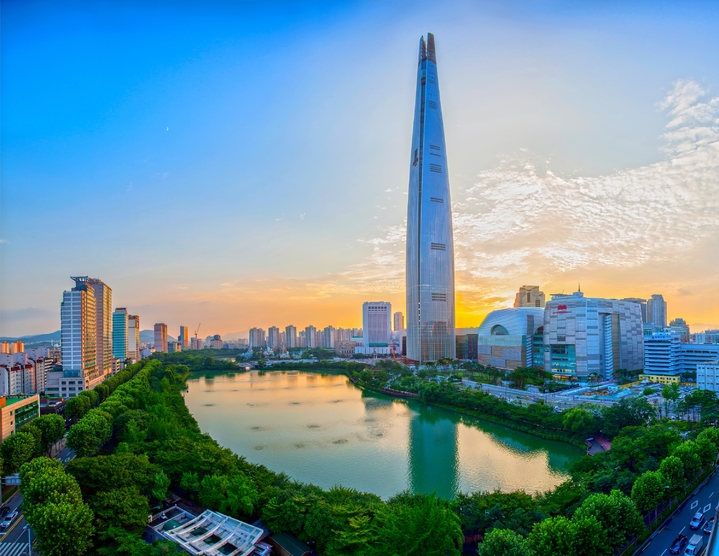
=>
[405,33,456,362]
[88,278,113,376]
[154,323,168,353]
[61,277,98,380]
[394,312,405,332]
[179,326,190,348]
[285,325,297,348]
[267,326,281,349]
[128,315,140,360]
[647,294,668,329]
[112,308,128,360]
[514,286,545,308]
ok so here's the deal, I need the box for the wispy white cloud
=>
[336,80,719,316]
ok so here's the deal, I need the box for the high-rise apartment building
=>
[514,286,545,308]
[394,312,405,332]
[87,278,113,377]
[249,328,266,349]
[647,294,668,329]
[321,326,336,349]
[179,326,190,348]
[112,308,128,360]
[285,325,297,349]
[406,33,455,362]
[305,326,317,349]
[268,326,281,349]
[669,318,690,341]
[128,315,140,360]
[154,323,168,353]
[298,330,306,348]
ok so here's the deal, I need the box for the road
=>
[462,379,617,409]
[0,444,75,556]
[638,469,719,556]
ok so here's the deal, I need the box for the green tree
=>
[662,383,680,418]
[572,516,610,556]
[91,487,150,539]
[224,472,259,516]
[64,395,93,420]
[573,490,643,552]
[631,470,666,512]
[152,470,171,503]
[0,431,36,475]
[527,516,575,556]
[180,471,200,495]
[659,455,685,499]
[66,409,113,457]
[32,414,66,455]
[19,457,94,556]
[478,528,534,556]
[672,441,702,482]
[562,408,598,437]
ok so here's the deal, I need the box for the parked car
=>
[704,517,715,534]
[690,511,706,530]
[0,506,9,518]
[669,534,688,554]
[0,511,17,530]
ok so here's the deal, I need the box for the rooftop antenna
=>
[578,283,581,293]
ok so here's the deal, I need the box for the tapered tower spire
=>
[405,34,455,362]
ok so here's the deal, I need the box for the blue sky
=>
[2,0,719,337]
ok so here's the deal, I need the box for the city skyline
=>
[2,1,719,337]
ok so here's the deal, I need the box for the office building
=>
[154,323,168,353]
[405,33,455,362]
[394,312,405,332]
[669,318,691,342]
[0,395,40,441]
[249,328,266,349]
[56,276,105,397]
[475,308,545,369]
[167,341,181,353]
[647,294,667,329]
[128,315,140,360]
[622,298,647,323]
[356,302,392,355]
[285,325,297,349]
[267,326,281,349]
[641,332,682,383]
[305,326,317,349]
[680,344,719,375]
[210,335,223,350]
[112,308,129,360]
[514,286,545,308]
[697,361,719,392]
[455,328,479,361]
[87,278,113,378]
[641,333,719,382]
[696,330,719,344]
[179,326,190,348]
[543,292,644,380]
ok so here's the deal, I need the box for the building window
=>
[431,243,446,251]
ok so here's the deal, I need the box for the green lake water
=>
[184,370,582,500]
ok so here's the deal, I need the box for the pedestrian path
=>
[0,542,29,556]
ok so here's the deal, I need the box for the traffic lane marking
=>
[0,516,23,543]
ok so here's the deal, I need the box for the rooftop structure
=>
[157,507,264,556]
[514,286,545,308]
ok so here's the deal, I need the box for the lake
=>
[184,370,582,500]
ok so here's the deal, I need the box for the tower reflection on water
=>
[408,407,459,500]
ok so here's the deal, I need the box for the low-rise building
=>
[697,361,719,392]
[0,395,40,441]
[335,341,358,358]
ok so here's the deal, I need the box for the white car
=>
[0,511,17,529]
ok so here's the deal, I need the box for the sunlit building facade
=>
[543,292,644,380]
[154,323,168,353]
[405,33,455,362]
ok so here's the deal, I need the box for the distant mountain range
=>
[1,329,177,346]
[139,330,176,343]
[0,330,61,344]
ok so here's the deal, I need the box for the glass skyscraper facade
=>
[112,308,128,360]
[406,33,456,362]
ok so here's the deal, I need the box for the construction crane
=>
[194,323,201,341]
